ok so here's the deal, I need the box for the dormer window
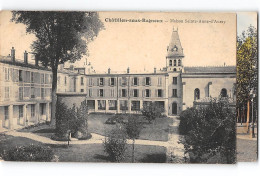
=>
[172,45,178,52]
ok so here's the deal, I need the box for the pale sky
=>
[0,11,255,73]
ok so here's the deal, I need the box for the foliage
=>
[182,100,236,163]
[141,102,165,123]
[103,127,128,162]
[105,114,128,125]
[11,11,104,125]
[237,25,257,119]
[179,107,198,135]
[1,144,55,162]
[54,100,90,140]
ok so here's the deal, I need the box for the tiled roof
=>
[184,66,236,73]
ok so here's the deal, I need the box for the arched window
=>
[178,59,181,66]
[221,88,227,97]
[173,68,177,72]
[174,60,177,66]
[194,88,200,100]
[169,60,172,66]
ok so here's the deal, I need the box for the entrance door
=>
[172,103,177,115]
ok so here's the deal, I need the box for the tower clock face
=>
[172,46,178,52]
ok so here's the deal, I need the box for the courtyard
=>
[0,113,181,163]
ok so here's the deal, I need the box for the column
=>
[94,100,98,112]
[46,103,50,122]
[105,100,109,112]
[9,105,14,129]
[140,100,143,110]
[116,100,120,114]
[35,103,40,124]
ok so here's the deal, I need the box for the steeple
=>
[166,27,185,72]
[167,27,184,58]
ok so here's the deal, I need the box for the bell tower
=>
[166,27,184,72]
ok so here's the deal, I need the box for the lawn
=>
[88,113,173,141]
[0,135,166,163]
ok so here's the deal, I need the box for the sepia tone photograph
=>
[0,11,239,163]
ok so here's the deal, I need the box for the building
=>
[0,29,236,130]
[0,48,76,130]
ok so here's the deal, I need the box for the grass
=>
[0,135,166,163]
[88,113,173,141]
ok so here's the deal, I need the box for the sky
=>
[0,11,257,73]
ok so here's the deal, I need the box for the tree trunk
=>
[246,100,250,133]
[132,139,135,163]
[50,67,58,127]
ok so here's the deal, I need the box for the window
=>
[41,88,44,99]
[110,78,115,86]
[57,76,60,85]
[31,104,35,117]
[172,89,177,97]
[221,88,227,97]
[178,59,181,66]
[121,77,127,86]
[4,87,9,99]
[19,87,23,100]
[88,78,93,86]
[158,77,162,86]
[133,77,138,86]
[120,100,128,111]
[19,105,23,118]
[145,89,150,97]
[41,74,45,84]
[110,89,115,97]
[4,106,9,120]
[131,101,140,111]
[194,88,200,100]
[81,89,84,92]
[5,68,9,81]
[133,89,138,97]
[31,87,35,98]
[99,89,104,97]
[87,100,95,110]
[173,68,177,72]
[40,104,45,115]
[81,77,84,85]
[108,100,117,110]
[145,77,151,85]
[174,60,176,66]
[158,89,163,97]
[45,74,49,84]
[31,72,34,83]
[98,100,106,110]
[122,89,127,97]
[64,76,67,85]
[173,77,177,84]
[19,70,23,82]
[169,60,172,66]
[89,89,92,97]
[99,78,104,86]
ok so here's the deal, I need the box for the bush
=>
[105,114,127,124]
[179,107,197,135]
[1,144,55,162]
[182,100,236,164]
[103,126,127,162]
[141,102,165,123]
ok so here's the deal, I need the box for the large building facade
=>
[0,29,236,131]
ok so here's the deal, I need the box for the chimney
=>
[11,47,15,62]
[108,68,111,74]
[127,67,130,74]
[24,51,28,64]
[154,67,157,73]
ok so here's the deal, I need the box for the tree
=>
[125,115,143,163]
[182,100,236,163]
[141,102,165,123]
[103,126,127,162]
[11,11,104,126]
[237,25,257,125]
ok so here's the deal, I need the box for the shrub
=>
[1,144,55,162]
[182,100,236,164]
[103,126,127,162]
[179,107,197,135]
[141,102,165,123]
[105,114,127,124]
